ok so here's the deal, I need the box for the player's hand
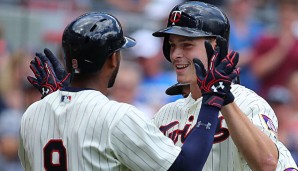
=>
[206,37,240,84]
[27,48,71,98]
[194,41,240,109]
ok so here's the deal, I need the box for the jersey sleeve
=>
[248,100,278,141]
[18,111,33,171]
[236,87,298,169]
[18,134,32,171]
[110,106,181,171]
[275,141,298,169]
[232,85,279,141]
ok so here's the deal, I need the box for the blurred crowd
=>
[0,0,298,169]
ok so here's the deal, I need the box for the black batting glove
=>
[205,36,228,69]
[204,36,239,106]
[27,48,71,98]
[194,39,240,109]
[206,36,240,84]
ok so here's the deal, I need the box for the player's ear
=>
[108,51,120,69]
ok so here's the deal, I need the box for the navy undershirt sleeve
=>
[168,98,220,171]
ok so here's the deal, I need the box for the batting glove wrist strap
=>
[223,91,234,106]
[202,94,224,109]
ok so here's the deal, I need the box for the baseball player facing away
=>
[20,12,240,171]
[23,3,298,171]
[152,1,297,171]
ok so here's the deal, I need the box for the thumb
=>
[193,58,206,81]
[27,76,40,90]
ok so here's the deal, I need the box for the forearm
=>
[168,104,219,171]
[221,103,278,170]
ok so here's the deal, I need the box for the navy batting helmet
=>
[153,1,230,62]
[62,12,136,74]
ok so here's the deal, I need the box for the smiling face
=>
[169,34,210,84]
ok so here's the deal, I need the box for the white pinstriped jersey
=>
[19,89,181,171]
[153,84,297,171]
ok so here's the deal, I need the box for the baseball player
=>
[19,12,239,170]
[24,2,298,171]
[152,1,297,170]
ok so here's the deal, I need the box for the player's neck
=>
[70,76,109,96]
[190,82,202,100]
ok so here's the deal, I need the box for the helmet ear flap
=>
[162,35,171,62]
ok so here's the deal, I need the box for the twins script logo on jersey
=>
[170,11,181,25]
[159,115,229,144]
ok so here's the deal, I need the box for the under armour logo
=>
[211,82,225,92]
[197,121,211,129]
[170,11,181,25]
[42,87,50,95]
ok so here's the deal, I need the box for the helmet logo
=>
[170,11,182,25]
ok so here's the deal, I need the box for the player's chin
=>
[176,75,189,84]
[175,69,190,81]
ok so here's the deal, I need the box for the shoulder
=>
[21,99,43,126]
[106,100,149,125]
[23,100,42,115]
[232,85,279,136]
[156,97,186,113]
[153,94,200,119]
[232,84,274,113]
[232,84,268,104]
[152,99,181,122]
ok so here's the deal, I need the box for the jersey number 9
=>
[43,139,67,171]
